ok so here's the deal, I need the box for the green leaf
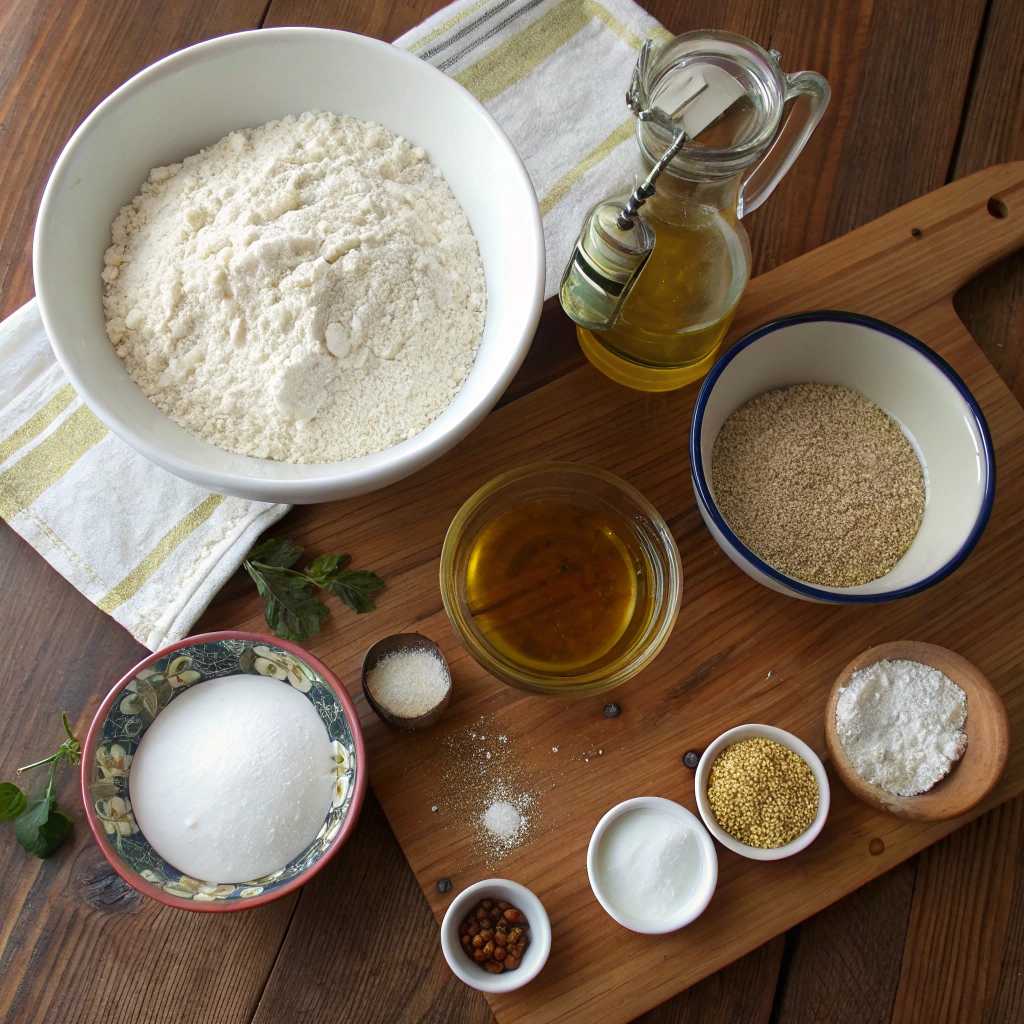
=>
[246,537,304,569]
[244,561,330,641]
[304,552,350,588]
[14,793,73,858]
[0,782,26,822]
[325,569,385,614]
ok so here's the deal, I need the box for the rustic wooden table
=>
[1,1,1023,1022]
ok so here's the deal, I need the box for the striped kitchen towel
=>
[0,0,666,651]
[396,0,671,297]
[0,301,290,651]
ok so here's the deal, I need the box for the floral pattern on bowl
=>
[86,634,360,908]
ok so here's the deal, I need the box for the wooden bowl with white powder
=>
[825,641,1009,821]
[362,633,452,731]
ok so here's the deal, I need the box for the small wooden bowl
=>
[361,633,452,731]
[825,641,1009,820]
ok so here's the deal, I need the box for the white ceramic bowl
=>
[694,724,830,861]
[587,796,717,933]
[440,878,551,993]
[33,28,544,504]
[690,311,995,601]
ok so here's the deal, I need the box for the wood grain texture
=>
[951,0,1024,407]
[197,165,1024,1024]
[874,6,1024,1023]
[635,938,785,1024]
[251,790,492,1024]
[988,797,1024,1022]
[772,861,918,1024]
[890,799,1024,1024]
[264,0,443,36]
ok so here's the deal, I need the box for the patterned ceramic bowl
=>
[81,631,366,911]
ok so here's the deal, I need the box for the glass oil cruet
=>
[559,31,830,392]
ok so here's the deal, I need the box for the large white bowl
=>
[690,311,995,602]
[33,28,544,503]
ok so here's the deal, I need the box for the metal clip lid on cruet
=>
[559,32,830,391]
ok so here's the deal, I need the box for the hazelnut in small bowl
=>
[440,879,551,993]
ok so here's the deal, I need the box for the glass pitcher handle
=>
[737,68,830,218]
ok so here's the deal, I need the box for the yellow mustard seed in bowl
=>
[706,737,819,848]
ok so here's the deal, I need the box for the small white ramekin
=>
[695,724,830,860]
[587,796,718,934]
[440,878,551,993]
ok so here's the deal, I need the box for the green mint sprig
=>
[1,712,80,858]
[243,537,384,642]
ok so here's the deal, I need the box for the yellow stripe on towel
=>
[0,405,108,521]
[0,384,77,467]
[97,493,227,612]
[540,117,633,215]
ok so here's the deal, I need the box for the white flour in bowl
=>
[102,110,485,463]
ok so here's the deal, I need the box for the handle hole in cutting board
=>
[987,196,1010,219]
[953,245,1024,402]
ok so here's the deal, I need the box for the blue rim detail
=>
[689,310,997,603]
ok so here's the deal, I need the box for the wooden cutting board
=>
[207,162,1024,1023]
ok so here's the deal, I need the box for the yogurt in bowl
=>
[587,796,718,933]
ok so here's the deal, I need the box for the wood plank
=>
[197,164,1024,1024]
[880,6,1024,1024]
[635,938,785,1024]
[951,0,1024,407]
[772,862,917,1024]
[989,800,1024,1022]
[0,0,270,321]
[890,800,1023,1024]
[264,0,442,37]
[251,789,492,1024]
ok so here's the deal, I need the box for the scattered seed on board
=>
[712,383,925,587]
[707,737,818,848]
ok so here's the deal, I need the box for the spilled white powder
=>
[835,658,968,797]
[433,715,539,862]
[103,110,485,463]
[366,648,450,718]
[483,800,523,839]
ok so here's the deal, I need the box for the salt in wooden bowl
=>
[825,640,1009,820]
[361,632,452,731]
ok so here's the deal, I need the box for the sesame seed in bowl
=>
[690,311,994,603]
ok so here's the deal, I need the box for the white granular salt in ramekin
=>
[103,110,485,464]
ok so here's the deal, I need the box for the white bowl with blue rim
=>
[689,311,995,602]
[81,631,366,911]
